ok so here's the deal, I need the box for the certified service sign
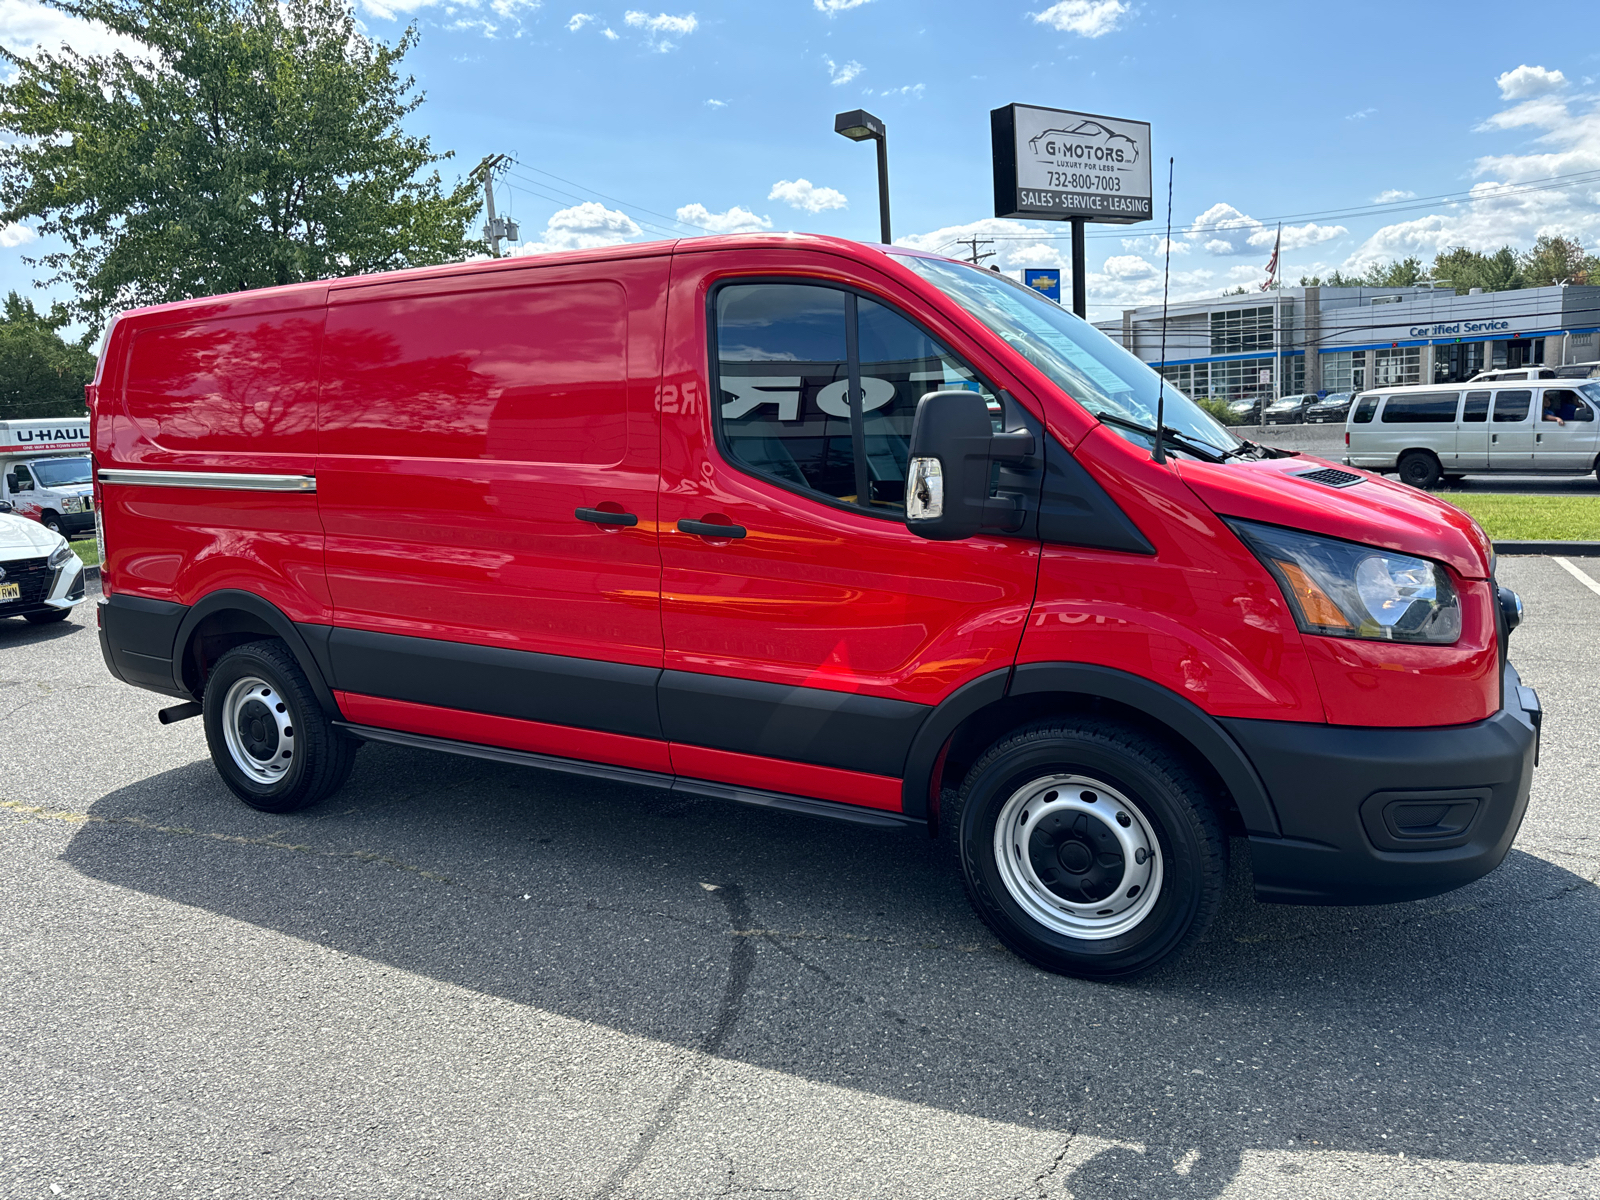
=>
[992,103,1152,224]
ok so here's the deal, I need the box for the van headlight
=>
[1228,519,1461,644]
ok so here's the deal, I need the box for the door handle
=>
[1491,434,1498,444]
[1535,433,1543,443]
[678,518,747,539]
[575,507,638,527]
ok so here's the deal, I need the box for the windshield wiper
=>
[1094,412,1227,463]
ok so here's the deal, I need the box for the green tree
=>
[0,292,96,419]
[1360,256,1427,287]
[1431,245,1523,294]
[0,0,481,332]
[1520,234,1596,286]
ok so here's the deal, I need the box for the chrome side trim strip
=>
[97,469,316,493]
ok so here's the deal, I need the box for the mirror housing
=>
[0,500,11,514]
[905,389,1035,540]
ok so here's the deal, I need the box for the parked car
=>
[0,499,87,624]
[1304,392,1353,423]
[90,235,1539,981]
[1468,366,1558,383]
[1261,392,1318,424]
[1345,380,1600,488]
[1553,361,1600,381]
[1226,396,1264,423]
[1,418,95,539]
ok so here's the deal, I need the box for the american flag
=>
[1259,225,1281,291]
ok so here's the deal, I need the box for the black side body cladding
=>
[328,626,664,740]
[658,670,929,777]
[98,593,188,698]
[898,668,1011,818]
[172,590,339,712]
[1037,434,1157,554]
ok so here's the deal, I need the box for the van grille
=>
[0,555,52,613]
[1296,468,1363,489]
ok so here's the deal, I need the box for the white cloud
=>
[0,223,35,249]
[1345,107,1375,121]
[1030,0,1127,38]
[623,9,697,49]
[567,12,593,31]
[868,82,924,99]
[704,98,727,108]
[1497,64,1566,100]
[676,203,771,234]
[1342,72,1600,272]
[768,179,848,213]
[510,202,644,255]
[1183,202,1346,256]
[827,57,863,86]
[355,0,540,33]
[815,0,871,12]
[0,0,148,62]
[1373,189,1416,203]
[602,26,617,38]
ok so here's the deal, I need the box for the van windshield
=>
[895,254,1241,457]
[29,457,91,487]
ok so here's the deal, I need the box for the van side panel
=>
[317,259,668,672]
[96,295,331,621]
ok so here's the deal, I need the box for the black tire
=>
[202,638,358,813]
[1397,451,1442,490]
[947,719,1227,980]
[23,607,71,624]
[1441,474,1464,485]
[40,511,63,535]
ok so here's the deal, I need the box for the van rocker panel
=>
[327,626,664,741]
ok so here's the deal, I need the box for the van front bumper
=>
[1226,663,1539,905]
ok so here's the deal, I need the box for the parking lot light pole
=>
[834,109,890,244]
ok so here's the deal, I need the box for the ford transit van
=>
[1345,381,1600,487]
[90,235,1540,979]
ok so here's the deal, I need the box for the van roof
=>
[109,233,927,324]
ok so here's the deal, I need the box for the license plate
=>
[0,583,18,602]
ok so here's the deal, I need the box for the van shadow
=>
[60,740,1600,1197]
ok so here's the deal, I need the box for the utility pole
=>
[958,237,995,267]
[474,154,518,257]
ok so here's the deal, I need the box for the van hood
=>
[1175,454,1493,581]
[0,513,64,557]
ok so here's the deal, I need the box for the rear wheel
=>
[1397,451,1443,490]
[202,639,358,813]
[947,720,1227,980]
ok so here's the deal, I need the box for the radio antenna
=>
[1152,156,1174,466]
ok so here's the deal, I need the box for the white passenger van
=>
[1345,380,1600,488]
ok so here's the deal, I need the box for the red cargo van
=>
[90,235,1539,979]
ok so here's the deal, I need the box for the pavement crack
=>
[591,883,756,1200]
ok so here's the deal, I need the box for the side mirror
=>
[3,475,15,492]
[905,390,1035,541]
[0,500,11,514]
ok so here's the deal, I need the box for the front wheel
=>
[202,639,358,813]
[40,511,63,535]
[23,608,71,624]
[949,720,1227,980]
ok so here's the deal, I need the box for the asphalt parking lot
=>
[1,562,1596,1200]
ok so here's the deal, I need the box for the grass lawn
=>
[1440,494,1600,541]
[69,537,100,567]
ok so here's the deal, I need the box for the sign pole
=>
[1070,218,1087,319]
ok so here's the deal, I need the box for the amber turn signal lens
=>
[1275,560,1352,629]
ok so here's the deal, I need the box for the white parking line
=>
[1552,556,1600,597]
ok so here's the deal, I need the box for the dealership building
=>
[1096,283,1600,401]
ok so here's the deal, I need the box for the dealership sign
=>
[1409,320,1511,338]
[992,104,1152,224]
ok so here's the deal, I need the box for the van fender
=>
[902,661,1281,836]
[170,590,338,715]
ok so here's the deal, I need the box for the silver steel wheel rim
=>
[993,773,1163,941]
[221,675,296,787]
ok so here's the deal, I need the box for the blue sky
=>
[2,0,1598,323]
